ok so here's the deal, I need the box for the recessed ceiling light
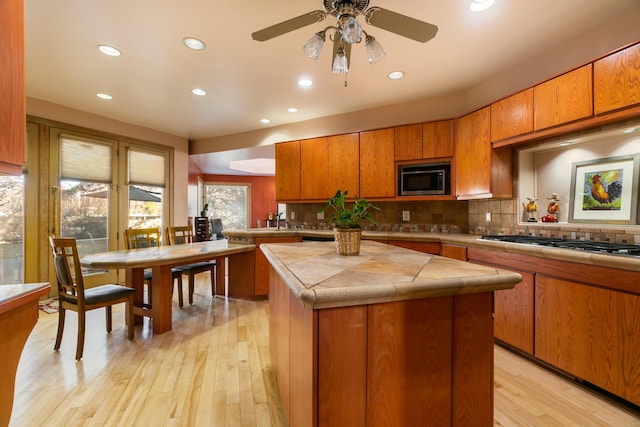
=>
[298,79,313,87]
[191,88,207,96]
[98,45,121,57]
[183,37,206,50]
[260,118,271,124]
[288,107,299,113]
[96,93,113,100]
[470,0,495,12]
[388,71,404,80]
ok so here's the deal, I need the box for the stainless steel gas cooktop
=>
[481,235,640,257]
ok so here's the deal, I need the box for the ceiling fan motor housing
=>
[324,0,370,16]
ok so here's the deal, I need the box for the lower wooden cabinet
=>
[535,275,640,406]
[467,246,640,407]
[269,266,495,426]
[494,271,534,354]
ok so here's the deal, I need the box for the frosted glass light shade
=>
[303,32,326,60]
[339,15,362,44]
[365,35,386,64]
[332,48,348,74]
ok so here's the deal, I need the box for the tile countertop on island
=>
[224,229,640,273]
[260,240,522,309]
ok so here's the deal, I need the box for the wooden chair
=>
[166,225,216,303]
[49,236,134,360]
[124,228,186,307]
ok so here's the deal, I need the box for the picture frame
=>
[569,154,640,224]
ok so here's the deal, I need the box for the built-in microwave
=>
[398,162,450,196]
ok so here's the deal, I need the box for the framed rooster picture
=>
[569,154,639,224]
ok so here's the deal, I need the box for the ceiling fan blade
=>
[364,7,438,43]
[252,10,327,42]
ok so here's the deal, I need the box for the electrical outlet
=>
[485,212,491,223]
[290,211,296,220]
[402,211,410,221]
[317,212,324,220]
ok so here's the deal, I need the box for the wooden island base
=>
[269,268,494,427]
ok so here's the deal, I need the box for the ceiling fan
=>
[251,0,438,75]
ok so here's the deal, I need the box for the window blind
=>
[60,137,112,182]
[128,149,166,187]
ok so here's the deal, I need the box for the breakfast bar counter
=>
[261,240,522,427]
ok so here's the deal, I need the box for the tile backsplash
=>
[285,200,469,233]
[283,198,640,245]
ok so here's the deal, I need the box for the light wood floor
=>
[10,276,640,427]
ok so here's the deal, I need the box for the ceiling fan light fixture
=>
[365,34,386,64]
[339,15,363,44]
[303,31,326,59]
[332,47,349,74]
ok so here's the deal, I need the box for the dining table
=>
[80,239,256,334]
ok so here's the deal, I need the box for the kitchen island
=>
[261,240,522,427]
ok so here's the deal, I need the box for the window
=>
[204,184,249,230]
[127,149,167,230]
[58,136,113,257]
[0,175,24,284]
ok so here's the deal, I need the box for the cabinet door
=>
[0,0,25,175]
[275,141,301,201]
[455,107,491,198]
[535,276,640,406]
[594,42,640,115]
[490,88,534,142]
[494,271,534,354]
[394,124,422,161]
[533,65,593,130]
[328,133,359,197]
[359,128,395,198]
[422,120,454,159]
[300,137,330,200]
[440,243,467,261]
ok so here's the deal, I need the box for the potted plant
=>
[319,190,379,256]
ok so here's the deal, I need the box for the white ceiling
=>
[25,0,640,175]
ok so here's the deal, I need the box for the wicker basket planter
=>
[334,228,362,256]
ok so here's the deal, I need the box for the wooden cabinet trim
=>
[467,247,640,295]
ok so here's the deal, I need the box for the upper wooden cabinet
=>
[423,120,454,159]
[533,64,593,131]
[490,89,534,142]
[455,107,491,199]
[300,137,330,200]
[594,42,640,115]
[0,0,25,175]
[394,121,454,161]
[359,128,395,198]
[327,133,359,197]
[300,133,360,200]
[275,141,301,201]
[394,124,422,161]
